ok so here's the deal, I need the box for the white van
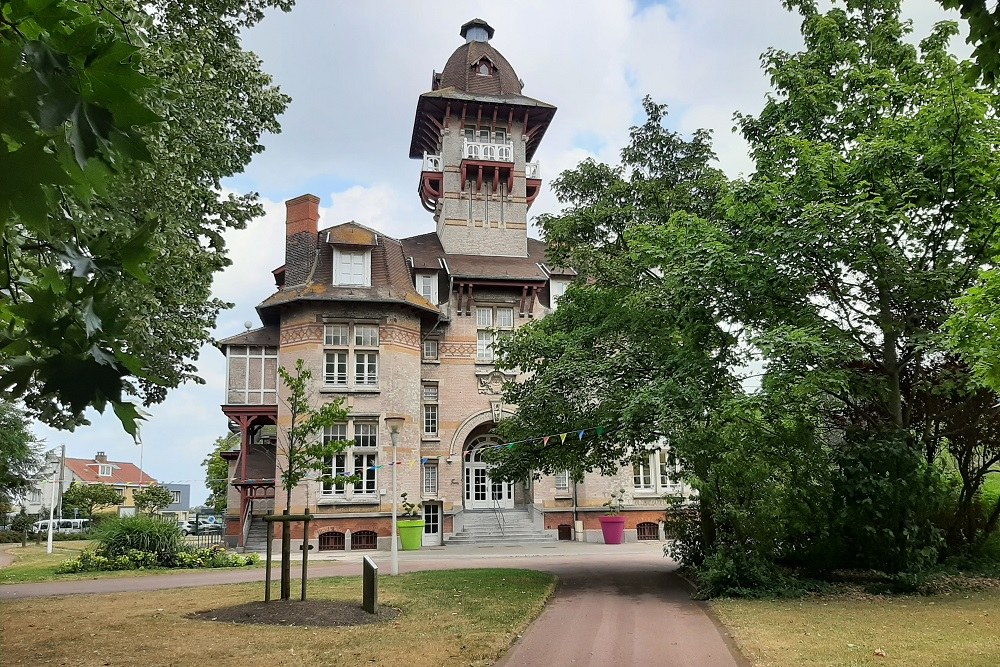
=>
[31,519,91,534]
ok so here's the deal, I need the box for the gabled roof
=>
[326,221,379,247]
[64,457,155,486]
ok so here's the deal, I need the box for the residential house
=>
[217,20,690,552]
[23,452,157,518]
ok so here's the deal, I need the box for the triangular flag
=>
[507,443,515,449]
[596,427,605,436]
[578,430,586,441]
[560,433,568,443]
[543,436,550,445]
[421,457,428,464]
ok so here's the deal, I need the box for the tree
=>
[934,0,1000,83]
[0,0,292,434]
[132,484,173,515]
[0,401,43,506]
[730,1,1000,563]
[62,482,122,519]
[493,98,740,554]
[203,434,237,515]
[276,359,352,512]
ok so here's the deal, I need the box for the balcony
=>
[525,161,540,179]
[420,152,444,213]
[463,139,513,162]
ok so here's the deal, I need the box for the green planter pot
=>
[397,519,424,551]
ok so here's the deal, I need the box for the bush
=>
[94,515,184,563]
[56,544,257,573]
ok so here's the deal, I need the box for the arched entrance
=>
[463,435,514,510]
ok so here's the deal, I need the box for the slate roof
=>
[64,457,155,486]
[438,40,522,97]
[257,224,439,320]
[216,326,280,347]
[401,233,550,282]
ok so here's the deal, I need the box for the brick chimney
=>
[284,194,321,286]
[95,451,108,463]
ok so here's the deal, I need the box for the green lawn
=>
[1,568,556,667]
[713,589,1000,666]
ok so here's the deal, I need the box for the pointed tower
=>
[410,19,556,257]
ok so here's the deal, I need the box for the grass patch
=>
[0,568,555,667]
[713,590,1000,666]
[0,542,262,583]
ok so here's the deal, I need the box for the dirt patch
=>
[189,600,401,627]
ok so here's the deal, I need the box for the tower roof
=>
[409,20,556,160]
[437,21,521,96]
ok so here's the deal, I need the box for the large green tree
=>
[0,400,42,506]
[203,434,237,515]
[493,98,741,553]
[0,0,292,434]
[730,1,1000,560]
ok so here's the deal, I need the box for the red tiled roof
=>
[64,457,156,486]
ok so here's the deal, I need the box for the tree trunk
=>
[280,509,291,601]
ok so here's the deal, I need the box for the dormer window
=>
[416,273,438,303]
[98,464,112,477]
[478,62,490,76]
[333,248,371,286]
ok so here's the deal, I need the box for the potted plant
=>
[397,492,424,551]
[598,488,627,544]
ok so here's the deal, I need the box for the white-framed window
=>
[554,470,570,492]
[322,421,378,498]
[98,464,112,477]
[416,273,438,303]
[117,487,127,501]
[422,383,439,437]
[476,305,514,362]
[226,344,278,405]
[333,248,371,286]
[422,338,439,361]
[170,490,181,504]
[324,323,379,389]
[633,447,684,495]
[550,279,569,309]
[30,488,41,503]
[423,463,438,495]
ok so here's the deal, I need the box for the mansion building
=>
[218,20,688,552]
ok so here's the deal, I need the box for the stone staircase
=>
[242,517,269,553]
[447,508,554,546]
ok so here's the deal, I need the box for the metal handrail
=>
[241,499,253,549]
[492,497,505,536]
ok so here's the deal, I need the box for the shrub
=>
[94,515,183,563]
[56,544,258,573]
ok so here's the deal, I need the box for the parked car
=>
[178,519,221,536]
[31,519,91,534]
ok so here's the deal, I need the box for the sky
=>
[31,0,966,506]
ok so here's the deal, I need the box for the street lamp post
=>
[384,415,405,576]
[45,445,64,554]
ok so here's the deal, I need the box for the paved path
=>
[0,541,744,666]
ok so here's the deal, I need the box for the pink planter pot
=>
[598,515,626,544]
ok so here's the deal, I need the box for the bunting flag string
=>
[462,424,614,458]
